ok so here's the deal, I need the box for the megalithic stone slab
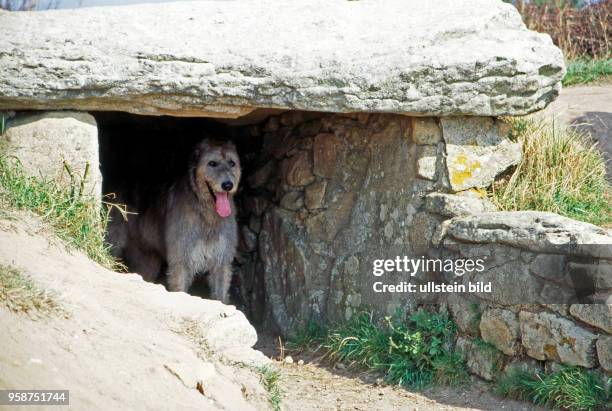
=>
[0,0,564,117]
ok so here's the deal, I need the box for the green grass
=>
[289,310,468,389]
[491,117,612,226]
[0,264,63,316]
[563,59,611,87]
[258,365,282,411]
[286,319,327,352]
[0,147,119,270]
[496,367,611,411]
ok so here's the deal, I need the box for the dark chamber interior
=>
[95,112,268,318]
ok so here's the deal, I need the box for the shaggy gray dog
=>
[107,139,241,303]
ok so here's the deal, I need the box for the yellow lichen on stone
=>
[544,343,560,361]
[450,153,481,187]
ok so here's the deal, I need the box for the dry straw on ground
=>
[0,264,64,317]
[492,117,611,226]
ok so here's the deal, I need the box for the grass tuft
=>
[286,319,327,352]
[0,264,63,316]
[258,365,282,411]
[289,309,468,390]
[491,117,611,226]
[563,58,611,86]
[0,147,120,270]
[496,366,611,411]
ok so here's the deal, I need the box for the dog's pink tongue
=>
[215,192,231,218]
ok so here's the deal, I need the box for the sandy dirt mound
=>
[0,212,270,410]
[0,212,541,411]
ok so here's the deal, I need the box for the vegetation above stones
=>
[512,0,610,86]
[0,146,119,270]
[288,310,469,389]
[491,117,612,226]
[563,58,612,86]
[496,366,611,411]
[0,264,63,316]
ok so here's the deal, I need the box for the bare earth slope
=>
[0,212,270,411]
[0,213,542,411]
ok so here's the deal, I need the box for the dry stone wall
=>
[236,112,611,379]
[238,112,518,332]
[428,209,612,377]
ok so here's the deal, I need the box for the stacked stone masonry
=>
[235,111,612,379]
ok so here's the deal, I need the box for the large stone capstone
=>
[0,0,564,117]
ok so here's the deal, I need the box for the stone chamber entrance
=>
[97,111,274,324]
[95,110,443,332]
[96,109,526,339]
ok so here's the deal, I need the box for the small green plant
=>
[492,117,611,226]
[0,147,119,270]
[258,365,282,411]
[0,264,63,316]
[431,351,470,387]
[496,367,611,411]
[291,309,468,390]
[563,58,611,86]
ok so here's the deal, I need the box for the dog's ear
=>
[223,140,237,152]
[190,140,209,166]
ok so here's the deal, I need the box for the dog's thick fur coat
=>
[107,139,241,303]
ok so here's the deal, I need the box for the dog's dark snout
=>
[221,181,233,192]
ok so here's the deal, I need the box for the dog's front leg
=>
[167,263,190,292]
[210,265,231,304]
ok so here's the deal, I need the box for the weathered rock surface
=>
[411,118,442,145]
[480,308,520,356]
[436,211,612,305]
[447,295,481,336]
[519,311,598,368]
[569,304,612,334]
[456,337,504,381]
[425,193,496,218]
[255,114,421,334]
[596,335,612,372]
[441,117,521,191]
[443,211,612,252]
[0,0,563,117]
[0,213,270,410]
[2,112,102,199]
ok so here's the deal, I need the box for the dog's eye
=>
[228,160,236,167]
[208,161,218,167]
